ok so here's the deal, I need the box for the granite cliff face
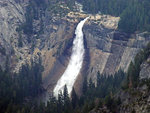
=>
[84,23,150,82]
[140,56,150,80]
[0,0,25,70]
[0,0,150,95]
[114,55,150,113]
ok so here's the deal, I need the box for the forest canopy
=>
[78,0,150,33]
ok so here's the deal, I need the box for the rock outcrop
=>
[85,25,150,82]
[0,0,25,70]
[140,56,150,79]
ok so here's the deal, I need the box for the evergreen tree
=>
[57,91,63,113]
[71,87,78,109]
[63,85,71,113]
[127,61,136,88]
[82,76,88,95]
[97,71,101,87]
[89,78,95,89]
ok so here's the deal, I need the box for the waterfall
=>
[53,17,89,97]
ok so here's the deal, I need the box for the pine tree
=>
[63,85,69,103]
[97,71,101,87]
[57,91,63,113]
[71,87,78,109]
[82,76,88,95]
[89,78,95,89]
[63,85,71,113]
[127,61,136,88]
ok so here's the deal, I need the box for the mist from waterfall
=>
[53,17,89,97]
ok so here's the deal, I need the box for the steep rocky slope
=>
[0,0,150,96]
[89,45,150,113]
[85,24,150,82]
[0,0,25,70]
[117,55,150,113]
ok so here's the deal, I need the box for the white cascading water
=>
[53,17,89,97]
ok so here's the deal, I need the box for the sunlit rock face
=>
[0,0,25,70]
[140,57,150,80]
[84,23,150,82]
